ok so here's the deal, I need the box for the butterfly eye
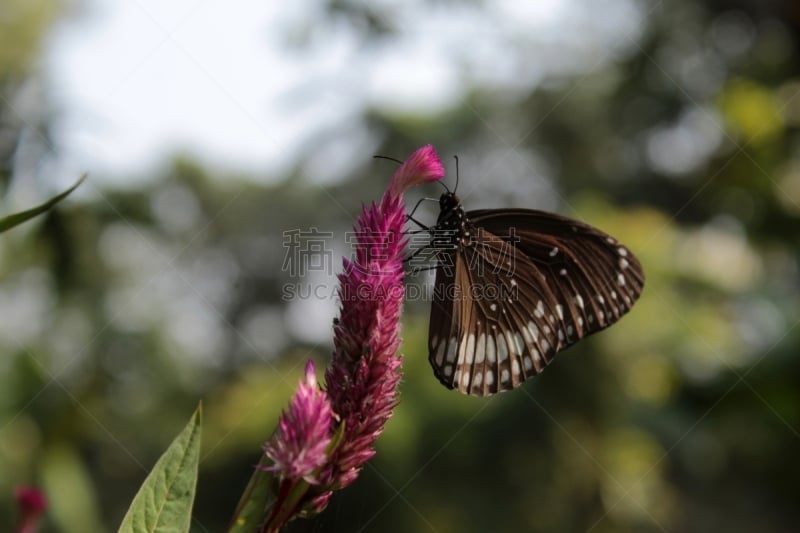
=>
[423,195,644,396]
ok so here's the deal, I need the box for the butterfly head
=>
[437,192,465,229]
[438,191,461,212]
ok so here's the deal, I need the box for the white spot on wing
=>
[497,334,509,362]
[444,365,453,377]
[434,340,445,365]
[556,304,564,320]
[617,273,626,286]
[620,258,629,269]
[475,333,486,364]
[521,323,533,344]
[473,372,483,387]
[486,369,495,386]
[523,357,533,371]
[575,295,584,309]
[446,340,458,363]
[461,371,470,388]
[549,247,559,257]
[465,334,475,364]
[527,321,539,341]
[457,337,468,365]
[535,300,545,318]
[512,359,520,377]
[501,368,510,383]
[618,247,628,256]
[513,333,525,356]
[487,335,497,363]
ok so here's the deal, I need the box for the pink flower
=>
[388,144,445,199]
[263,360,332,484]
[14,487,46,533]
[323,144,443,490]
[254,145,445,532]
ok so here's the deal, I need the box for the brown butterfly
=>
[419,186,644,397]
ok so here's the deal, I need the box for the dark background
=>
[2,1,799,531]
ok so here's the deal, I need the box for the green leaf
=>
[0,174,86,233]
[119,404,202,533]
[226,453,277,533]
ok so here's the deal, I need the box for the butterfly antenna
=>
[373,155,404,165]
[453,155,460,193]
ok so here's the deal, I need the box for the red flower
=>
[14,486,47,533]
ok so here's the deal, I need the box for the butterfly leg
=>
[407,214,430,230]
[407,197,443,231]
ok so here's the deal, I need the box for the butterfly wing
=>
[428,247,462,388]
[428,208,644,396]
[428,227,562,395]
[468,208,645,331]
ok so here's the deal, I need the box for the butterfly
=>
[412,181,645,397]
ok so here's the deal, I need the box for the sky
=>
[32,0,648,344]
[47,0,355,183]
[44,0,644,185]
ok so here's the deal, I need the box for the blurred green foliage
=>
[2,1,800,532]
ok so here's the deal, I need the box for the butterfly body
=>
[426,192,644,396]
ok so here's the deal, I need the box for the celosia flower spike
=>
[388,144,445,199]
[262,360,332,484]
[323,145,444,490]
[244,145,445,533]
